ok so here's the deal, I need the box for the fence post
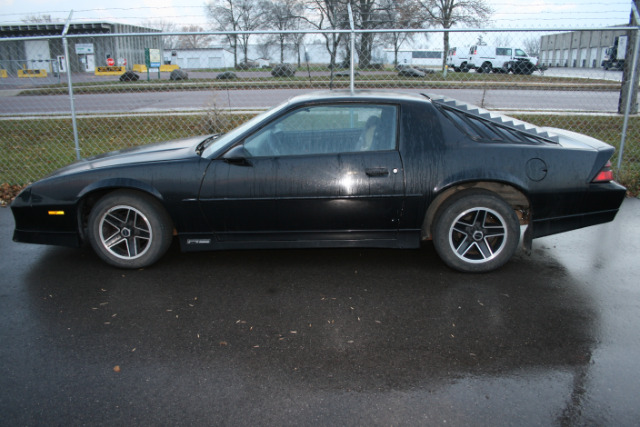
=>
[61,11,81,161]
[617,2,640,170]
[347,2,355,95]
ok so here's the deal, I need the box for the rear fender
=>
[422,181,530,240]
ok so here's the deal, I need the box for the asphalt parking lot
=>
[1,198,639,426]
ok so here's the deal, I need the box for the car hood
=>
[44,135,207,179]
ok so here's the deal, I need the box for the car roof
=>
[284,90,558,143]
[286,90,430,105]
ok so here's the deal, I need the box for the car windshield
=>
[198,102,289,158]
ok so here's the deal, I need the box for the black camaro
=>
[11,91,626,272]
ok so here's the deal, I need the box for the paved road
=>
[0,87,627,116]
[1,198,640,425]
[0,68,631,115]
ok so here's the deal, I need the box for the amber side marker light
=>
[48,211,65,216]
[592,161,614,183]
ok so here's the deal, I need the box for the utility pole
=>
[618,0,640,114]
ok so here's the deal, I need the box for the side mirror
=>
[222,145,252,166]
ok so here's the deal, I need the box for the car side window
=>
[515,49,527,56]
[243,104,397,157]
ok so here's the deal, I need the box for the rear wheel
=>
[88,190,173,268]
[432,190,520,273]
[478,62,492,73]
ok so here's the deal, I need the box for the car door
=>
[200,103,406,242]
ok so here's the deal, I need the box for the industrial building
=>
[0,22,162,74]
[539,27,629,68]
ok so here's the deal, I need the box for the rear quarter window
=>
[440,107,546,145]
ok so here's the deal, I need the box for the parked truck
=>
[446,46,472,72]
[602,35,627,70]
[467,45,538,75]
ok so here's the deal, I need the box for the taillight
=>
[592,161,614,182]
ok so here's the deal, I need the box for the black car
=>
[11,91,626,272]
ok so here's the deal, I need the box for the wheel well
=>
[421,182,530,240]
[77,188,169,242]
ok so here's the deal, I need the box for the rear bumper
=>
[532,208,620,238]
[531,182,626,238]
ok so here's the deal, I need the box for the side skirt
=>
[178,230,421,252]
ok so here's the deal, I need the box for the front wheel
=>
[88,190,173,268]
[432,190,520,273]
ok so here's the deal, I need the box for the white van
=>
[468,45,538,74]
[446,46,472,72]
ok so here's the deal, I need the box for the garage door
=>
[25,40,51,71]
[208,57,223,68]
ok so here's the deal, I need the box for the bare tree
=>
[142,20,180,50]
[523,36,540,57]
[379,0,424,67]
[178,25,214,49]
[291,20,307,66]
[206,0,241,67]
[419,0,493,69]
[492,34,511,47]
[263,0,305,63]
[352,0,379,69]
[257,40,274,61]
[304,0,350,69]
[236,0,267,64]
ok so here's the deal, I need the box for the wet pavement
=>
[1,198,639,426]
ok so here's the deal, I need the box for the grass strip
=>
[1,113,638,201]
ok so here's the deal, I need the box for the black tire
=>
[432,190,520,273]
[460,62,469,72]
[88,190,173,268]
[478,62,492,74]
[513,61,535,75]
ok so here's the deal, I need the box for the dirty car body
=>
[11,91,626,272]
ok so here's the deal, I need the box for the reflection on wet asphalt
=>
[1,199,639,425]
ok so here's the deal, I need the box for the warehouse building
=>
[0,22,162,74]
[539,27,628,68]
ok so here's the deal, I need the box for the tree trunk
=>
[442,31,450,71]
[358,32,373,69]
[242,35,249,63]
[280,38,285,63]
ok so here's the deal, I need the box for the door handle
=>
[365,167,389,177]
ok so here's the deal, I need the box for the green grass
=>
[17,71,619,96]
[1,112,638,197]
[0,114,252,186]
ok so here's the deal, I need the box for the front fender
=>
[77,178,164,201]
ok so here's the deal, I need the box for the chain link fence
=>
[1,24,639,200]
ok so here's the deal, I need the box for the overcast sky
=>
[0,0,633,30]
